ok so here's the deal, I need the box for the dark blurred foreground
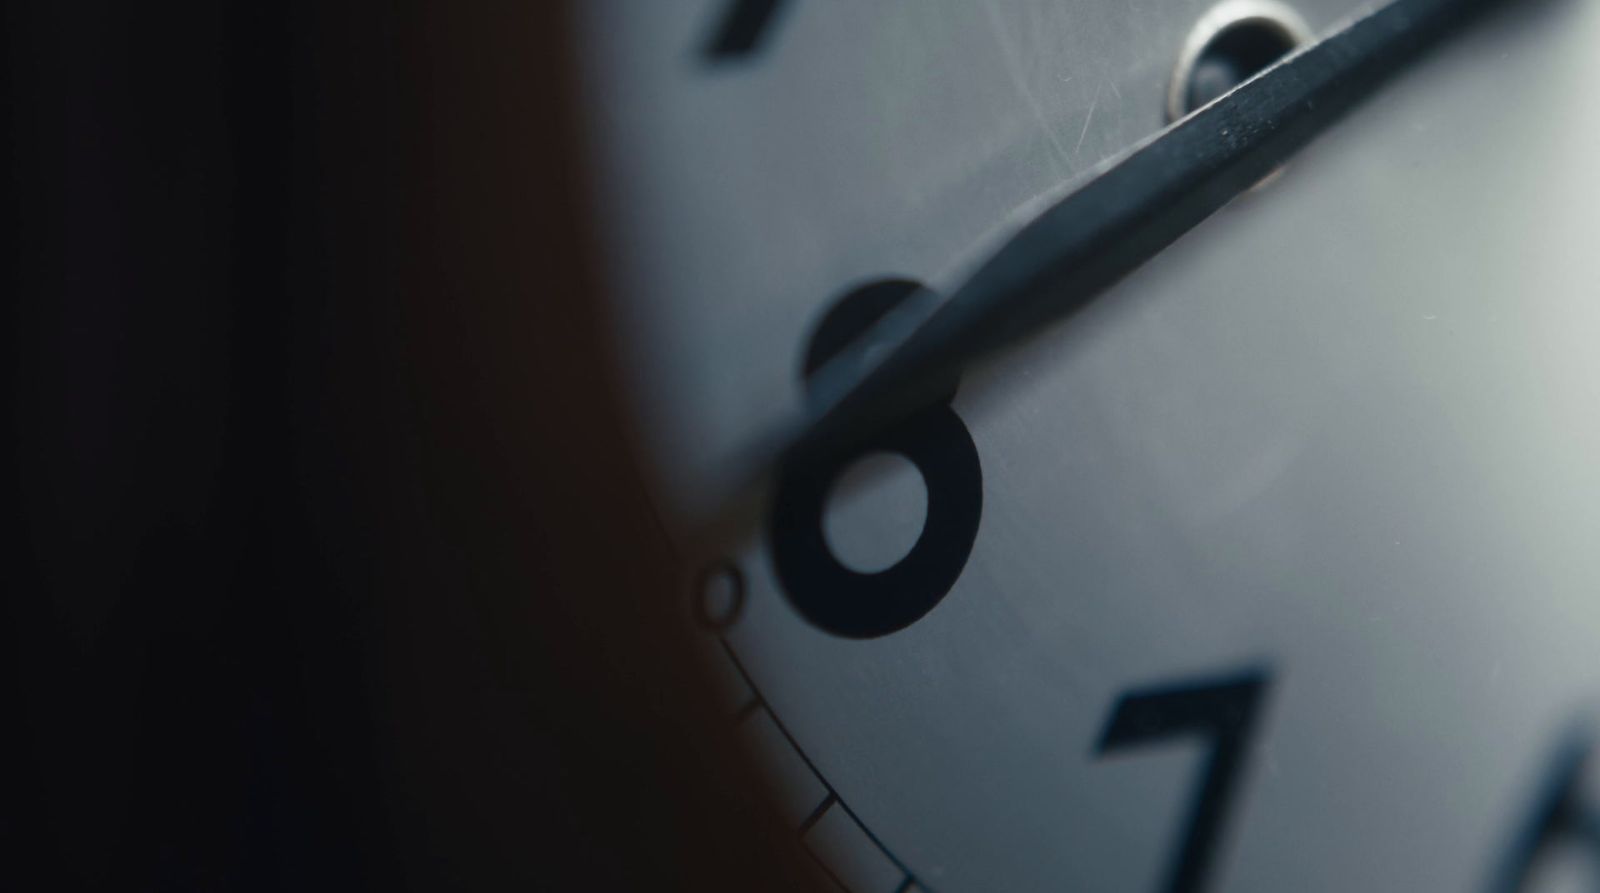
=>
[6,3,820,889]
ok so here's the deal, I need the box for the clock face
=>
[572,2,1600,891]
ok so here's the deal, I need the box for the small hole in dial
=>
[1187,22,1297,112]
[1170,2,1310,122]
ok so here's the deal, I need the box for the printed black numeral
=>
[704,0,788,60]
[1097,669,1271,893]
[1486,729,1600,893]
[768,279,983,639]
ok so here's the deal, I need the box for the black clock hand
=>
[691,0,1514,553]
[780,0,1510,470]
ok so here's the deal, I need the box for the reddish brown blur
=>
[7,1,825,889]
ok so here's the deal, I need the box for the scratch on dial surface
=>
[1074,82,1103,157]
[981,1,1073,174]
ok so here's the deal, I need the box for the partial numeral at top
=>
[704,0,789,60]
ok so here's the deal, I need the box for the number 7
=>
[1096,669,1272,893]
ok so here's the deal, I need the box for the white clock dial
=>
[574,2,1600,891]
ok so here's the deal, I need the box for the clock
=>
[568,1,1600,891]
